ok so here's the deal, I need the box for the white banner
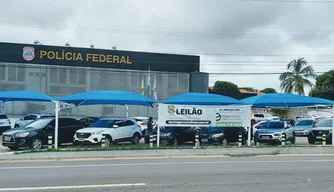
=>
[158,104,215,127]
[158,104,251,128]
[214,105,251,127]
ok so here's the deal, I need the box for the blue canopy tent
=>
[241,93,334,146]
[162,92,246,105]
[0,90,55,114]
[59,90,156,107]
[241,93,334,108]
[159,93,249,147]
[55,90,157,149]
[0,90,55,102]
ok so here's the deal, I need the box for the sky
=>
[1,0,334,94]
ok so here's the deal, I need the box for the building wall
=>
[0,63,190,118]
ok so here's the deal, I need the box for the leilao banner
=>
[158,104,215,127]
[214,105,251,127]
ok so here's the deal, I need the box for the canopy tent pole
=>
[54,101,60,149]
[247,105,252,147]
[157,103,161,147]
[332,105,334,146]
[0,101,4,114]
[125,105,129,117]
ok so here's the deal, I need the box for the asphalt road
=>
[0,155,333,192]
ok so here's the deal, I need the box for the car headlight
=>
[212,133,224,138]
[160,133,172,137]
[92,130,104,135]
[273,133,282,136]
[15,132,29,137]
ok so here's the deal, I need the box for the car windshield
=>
[91,119,115,128]
[296,120,313,126]
[23,115,37,120]
[261,121,284,129]
[25,118,52,129]
[316,119,332,128]
[0,115,7,119]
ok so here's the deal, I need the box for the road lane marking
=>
[0,183,146,191]
[1,159,334,170]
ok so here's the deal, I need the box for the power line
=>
[234,0,334,3]
[209,71,327,75]
[0,19,334,40]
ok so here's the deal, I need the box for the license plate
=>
[3,136,11,141]
[201,139,208,142]
[316,136,323,139]
[262,136,270,139]
[78,138,85,141]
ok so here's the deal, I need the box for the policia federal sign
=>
[0,42,200,73]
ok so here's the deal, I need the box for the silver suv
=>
[0,114,11,135]
[254,121,295,145]
[14,113,54,128]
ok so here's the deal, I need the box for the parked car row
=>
[253,118,333,145]
[144,126,247,146]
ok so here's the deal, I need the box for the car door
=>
[122,120,136,139]
[59,118,82,143]
[284,122,293,140]
[40,120,55,145]
[111,119,126,140]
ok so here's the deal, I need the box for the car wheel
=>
[8,146,19,151]
[31,138,43,150]
[171,137,178,146]
[291,136,296,144]
[131,133,140,145]
[308,138,315,144]
[104,136,112,147]
[220,138,228,145]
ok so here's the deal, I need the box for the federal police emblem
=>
[22,47,35,61]
[167,105,176,115]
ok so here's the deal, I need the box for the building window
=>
[58,69,68,84]
[0,66,5,80]
[69,69,78,84]
[78,69,86,85]
[8,67,17,81]
[17,67,25,81]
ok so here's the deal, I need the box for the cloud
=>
[0,0,332,94]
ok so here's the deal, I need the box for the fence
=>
[0,62,190,118]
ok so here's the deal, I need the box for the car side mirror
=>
[112,125,119,128]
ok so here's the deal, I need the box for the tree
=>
[315,70,334,88]
[260,88,277,94]
[279,57,317,95]
[240,87,258,92]
[212,81,239,93]
[309,70,334,97]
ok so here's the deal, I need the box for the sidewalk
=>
[1,146,334,161]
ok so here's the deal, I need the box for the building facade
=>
[0,42,200,118]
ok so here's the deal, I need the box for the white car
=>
[131,116,157,135]
[252,113,280,122]
[295,114,323,122]
[252,120,267,136]
[14,113,54,128]
[0,114,11,135]
[73,118,142,147]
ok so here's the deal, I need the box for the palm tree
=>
[279,57,317,95]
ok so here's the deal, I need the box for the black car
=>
[200,127,247,145]
[2,118,83,150]
[308,118,332,144]
[79,117,100,127]
[144,127,198,145]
